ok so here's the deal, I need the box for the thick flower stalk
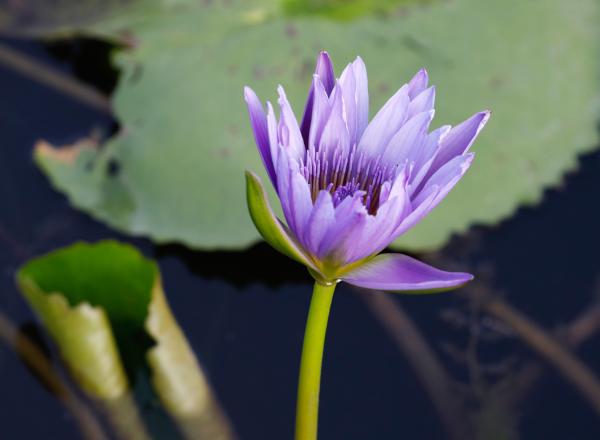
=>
[244,51,489,440]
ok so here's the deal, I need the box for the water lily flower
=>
[245,51,488,290]
[244,51,489,440]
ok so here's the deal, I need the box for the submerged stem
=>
[295,281,336,440]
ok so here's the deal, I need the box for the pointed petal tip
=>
[442,271,474,289]
[407,68,430,98]
[464,152,476,165]
[473,110,491,133]
[461,153,476,173]
[246,169,272,193]
[415,67,429,81]
[473,110,491,128]
[243,86,257,102]
[318,51,330,64]
[455,271,474,282]
[449,271,474,288]
[314,51,335,94]
[341,253,474,293]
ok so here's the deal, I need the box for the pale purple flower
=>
[244,51,489,291]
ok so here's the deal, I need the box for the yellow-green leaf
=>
[17,241,235,439]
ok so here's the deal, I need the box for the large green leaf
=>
[36,0,599,251]
[17,241,234,439]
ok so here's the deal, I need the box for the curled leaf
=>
[17,241,235,440]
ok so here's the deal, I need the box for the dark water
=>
[0,37,599,439]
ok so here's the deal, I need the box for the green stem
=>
[295,281,336,440]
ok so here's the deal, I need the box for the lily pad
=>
[17,241,234,439]
[36,0,599,251]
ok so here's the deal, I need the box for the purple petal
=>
[266,102,281,181]
[318,168,410,265]
[316,193,368,263]
[301,190,335,255]
[358,84,410,157]
[342,253,473,292]
[395,153,474,238]
[275,146,298,230]
[275,147,293,220]
[393,184,439,238]
[307,77,334,149]
[386,165,410,201]
[407,86,435,118]
[380,110,434,166]
[415,153,474,207]
[348,182,411,262]
[352,57,369,140]
[244,87,277,188]
[288,172,314,237]
[301,51,335,144]
[407,68,429,99]
[315,51,335,94]
[318,82,350,160]
[408,125,450,192]
[427,111,490,178]
[277,86,306,160]
[275,149,312,238]
[339,62,357,145]
[339,56,369,145]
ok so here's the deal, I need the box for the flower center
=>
[300,144,399,215]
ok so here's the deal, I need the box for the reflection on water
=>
[0,37,599,440]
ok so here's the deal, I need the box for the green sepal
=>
[245,170,316,270]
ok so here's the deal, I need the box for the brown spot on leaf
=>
[116,30,139,49]
[252,65,266,81]
[377,82,390,94]
[129,62,143,85]
[217,147,231,158]
[272,64,285,76]
[488,75,506,89]
[35,139,97,165]
[228,124,240,137]
[285,23,298,38]
[227,64,239,76]
[296,59,313,81]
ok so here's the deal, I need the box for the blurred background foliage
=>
[1,0,597,251]
[282,0,428,20]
